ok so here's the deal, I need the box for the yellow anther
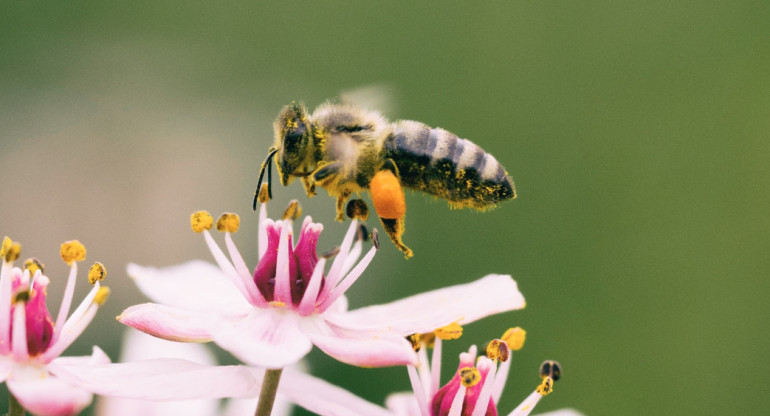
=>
[23,258,45,276]
[486,339,510,362]
[258,183,271,204]
[94,286,110,306]
[268,300,286,308]
[459,367,481,388]
[191,211,214,233]
[1,237,14,262]
[435,322,463,340]
[60,240,86,264]
[536,376,554,396]
[12,289,30,304]
[216,213,241,233]
[406,334,421,351]
[283,200,302,221]
[501,327,526,351]
[88,262,106,285]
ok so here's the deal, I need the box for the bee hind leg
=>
[369,164,413,258]
[379,217,413,259]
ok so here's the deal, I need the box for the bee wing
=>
[339,84,397,117]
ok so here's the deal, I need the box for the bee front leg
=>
[369,166,413,258]
[301,176,316,198]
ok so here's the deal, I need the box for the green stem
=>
[255,368,283,416]
[8,391,25,416]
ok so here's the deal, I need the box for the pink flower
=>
[384,329,580,416]
[0,237,258,416]
[119,201,526,369]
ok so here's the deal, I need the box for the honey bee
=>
[254,101,516,258]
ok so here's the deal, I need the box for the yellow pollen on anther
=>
[536,376,554,396]
[191,211,214,233]
[94,286,111,306]
[283,200,302,220]
[1,239,21,263]
[60,240,86,264]
[435,322,463,340]
[486,339,510,362]
[88,262,106,284]
[216,213,241,233]
[501,327,526,351]
[406,334,423,351]
[23,258,45,276]
[268,300,286,308]
[258,183,271,203]
[459,367,481,387]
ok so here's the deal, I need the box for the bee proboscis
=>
[254,101,516,258]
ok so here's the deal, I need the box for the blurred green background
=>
[1,1,768,415]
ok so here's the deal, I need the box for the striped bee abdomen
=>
[382,120,516,210]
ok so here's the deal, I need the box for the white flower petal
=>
[7,375,93,416]
[127,261,251,314]
[334,274,525,334]
[118,329,215,365]
[301,317,418,367]
[51,359,259,400]
[533,410,585,416]
[208,309,312,369]
[95,396,219,416]
[117,303,215,342]
[51,346,111,367]
[279,367,393,416]
[385,392,422,416]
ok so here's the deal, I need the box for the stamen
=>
[88,262,106,285]
[486,339,510,362]
[502,327,526,351]
[23,258,45,276]
[12,289,30,304]
[459,366,481,388]
[2,237,21,263]
[320,246,340,259]
[539,360,561,382]
[93,286,110,306]
[370,228,380,249]
[60,240,86,265]
[191,211,214,233]
[536,377,553,396]
[216,213,241,233]
[346,199,369,221]
[283,200,302,221]
[435,322,463,340]
[258,183,271,204]
[406,334,421,352]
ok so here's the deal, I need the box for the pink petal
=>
[50,359,259,400]
[208,309,312,369]
[7,375,93,416]
[52,346,111,367]
[0,359,12,383]
[118,329,215,364]
[95,396,219,416]
[117,303,215,342]
[385,392,423,416]
[301,317,418,367]
[127,261,251,314]
[279,367,394,416]
[334,274,525,335]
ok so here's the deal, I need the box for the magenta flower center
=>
[253,221,324,307]
[431,363,497,416]
[9,277,54,356]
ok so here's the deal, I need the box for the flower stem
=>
[255,368,283,416]
[8,391,25,416]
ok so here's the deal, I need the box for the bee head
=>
[273,103,313,186]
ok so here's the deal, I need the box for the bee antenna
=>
[253,148,278,211]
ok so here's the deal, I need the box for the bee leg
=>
[335,190,351,222]
[379,217,413,258]
[369,164,413,258]
[301,176,316,198]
